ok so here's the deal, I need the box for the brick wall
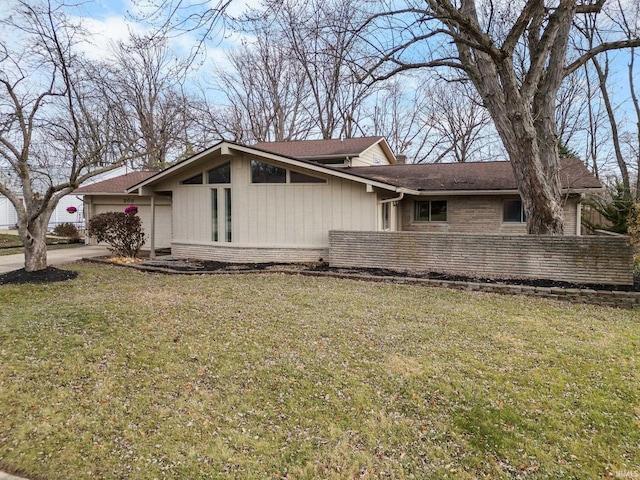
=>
[329,231,634,286]
[172,242,328,263]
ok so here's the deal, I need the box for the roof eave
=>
[406,187,602,196]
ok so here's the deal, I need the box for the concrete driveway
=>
[0,245,110,273]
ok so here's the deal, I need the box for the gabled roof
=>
[341,157,602,194]
[75,171,156,195]
[254,136,395,163]
[124,138,602,197]
[126,141,400,194]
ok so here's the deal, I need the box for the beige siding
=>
[352,142,393,166]
[86,195,172,248]
[172,186,212,243]
[401,194,581,235]
[171,154,378,249]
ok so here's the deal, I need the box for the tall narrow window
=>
[381,202,391,230]
[225,188,232,242]
[211,189,218,242]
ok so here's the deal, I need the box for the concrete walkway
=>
[0,472,29,480]
[0,245,110,273]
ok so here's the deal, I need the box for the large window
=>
[503,199,526,223]
[414,200,447,222]
[207,162,231,184]
[251,160,286,183]
[251,159,327,184]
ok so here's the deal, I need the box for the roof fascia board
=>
[362,137,397,164]
[79,192,140,196]
[409,187,602,196]
[126,140,225,193]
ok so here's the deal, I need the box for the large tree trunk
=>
[504,116,565,235]
[17,212,52,272]
[23,232,48,272]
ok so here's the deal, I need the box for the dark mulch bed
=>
[0,267,78,285]
[140,258,640,292]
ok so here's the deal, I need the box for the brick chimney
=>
[396,153,407,164]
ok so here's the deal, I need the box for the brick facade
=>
[399,194,581,235]
[329,231,634,286]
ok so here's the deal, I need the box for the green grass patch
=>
[0,265,639,479]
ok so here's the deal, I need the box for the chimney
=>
[396,153,407,164]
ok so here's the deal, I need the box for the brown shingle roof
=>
[74,171,156,194]
[254,136,385,159]
[341,157,602,192]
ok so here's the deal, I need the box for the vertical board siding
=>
[171,154,378,248]
[329,231,635,286]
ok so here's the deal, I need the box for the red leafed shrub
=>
[87,211,145,258]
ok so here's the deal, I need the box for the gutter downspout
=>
[378,192,405,206]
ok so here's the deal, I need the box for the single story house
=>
[76,137,603,258]
[78,136,599,262]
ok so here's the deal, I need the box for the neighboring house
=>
[112,136,602,261]
[0,166,135,231]
[75,171,173,249]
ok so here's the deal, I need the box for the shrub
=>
[52,222,81,241]
[582,181,634,234]
[87,211,145,258]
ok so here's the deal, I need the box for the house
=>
[75,171,173,249]
[93,136,601,261]
[0,166,137,232]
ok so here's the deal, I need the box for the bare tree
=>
[105,35,202,170]
[368,77,439,163]
[0,1,139,272]
[260,0,375,139]
[209,33,314,143]
[427,81,502,163]
[368,77,502,163]
[360,0,640,234]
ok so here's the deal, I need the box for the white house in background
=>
[0,166,134,231]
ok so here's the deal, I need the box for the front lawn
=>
[0,264,638,479]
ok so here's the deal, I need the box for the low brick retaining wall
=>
[171,242,328,264]
[329,231,635,286]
